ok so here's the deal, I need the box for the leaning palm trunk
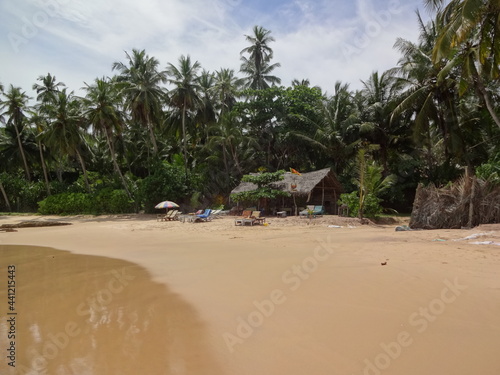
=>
[0,180,12,212]
[472,68,500,130]
[38,140,51,195]
[75,149,91,193]
[104,131,132,199]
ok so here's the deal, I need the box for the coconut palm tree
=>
[166,54,202,175]
[33,73,65,104]
[391,13,480,175]
[0,85,32,181]
[213,68,242,115]
[195,69,217,144]
[425,0,500,129]
[359,71,403,172]
[83,78,131,197]
[41,89,91,192]
[289,82,358,173]
[112,49,167,154]
[30,110,52,195]
[240,26,281,89]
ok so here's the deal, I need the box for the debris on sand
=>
[0,221,72,229]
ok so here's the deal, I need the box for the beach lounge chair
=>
[299,205,315,218]
[157,213,166,221]
[166,210,179,221]
[195,209,212,222]
[299,205,325,218]
[312,205,325,217]
[234,210,252,226]
[251,211,266,225]
[211,209,222,218]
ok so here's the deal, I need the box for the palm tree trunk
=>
[13,124,31,181]
[182,97,188,177]
[0,180,12,212]
[221,143,229,178]
[104,130,132,199]
[230,143,243,174]
[75,149,91,193]
[147,115,159,155]
[38,140,51,195]
[473,69,500,130]
[56,162,63,183]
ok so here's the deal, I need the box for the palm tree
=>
[112,49,167,154]
[391,13,479,175]
[240,26,281,89]
[41,89,91,192]
[213,68,242,115]
[0,85,32,181]
[291,79,311,87]
[195,69,217,144]
[289,82,358,173]
[359,71,402,172]
[166,54,201,175]
[33,73,65,104]
[206,111,248,176]
[0,178,11,212]
[30,110,52,195]
[425,0,500,129]
[83,78,131,197]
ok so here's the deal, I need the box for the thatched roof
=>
[410,176,500,229]
[231,168,341,196]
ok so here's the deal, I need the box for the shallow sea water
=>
[0,245,220,375]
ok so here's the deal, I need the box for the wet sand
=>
[1,214,500,374]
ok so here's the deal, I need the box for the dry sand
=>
[1,214,500,374]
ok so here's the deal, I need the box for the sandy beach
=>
[1,214,500,374]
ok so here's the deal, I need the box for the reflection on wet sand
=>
[0,245,222,375]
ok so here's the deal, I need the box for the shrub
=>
[476,162,500,184]
[338,191,383,218]
[38,190,134,215]
[95,188,134,214]
[138,162,190,213]
[38,193,93,215]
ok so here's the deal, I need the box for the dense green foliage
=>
[1,7,500,214]
[231,170,290,203]
[138,162,193,213]
[338,192,382,218]
[38,189,133,215]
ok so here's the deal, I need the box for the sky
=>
[0,0,432,99]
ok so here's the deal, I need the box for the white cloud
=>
[0,0,428,99]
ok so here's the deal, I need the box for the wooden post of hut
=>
[322,179,325,206]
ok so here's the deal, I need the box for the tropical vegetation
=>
[1,5,500,215]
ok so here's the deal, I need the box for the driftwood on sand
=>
[0,221,72,230]
[410,175,500,229]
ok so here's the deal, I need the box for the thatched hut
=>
[231,168,343,215]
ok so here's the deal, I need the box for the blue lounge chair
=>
[312,206,325,217]
[195,209,212,222]
[299,205,325,218]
